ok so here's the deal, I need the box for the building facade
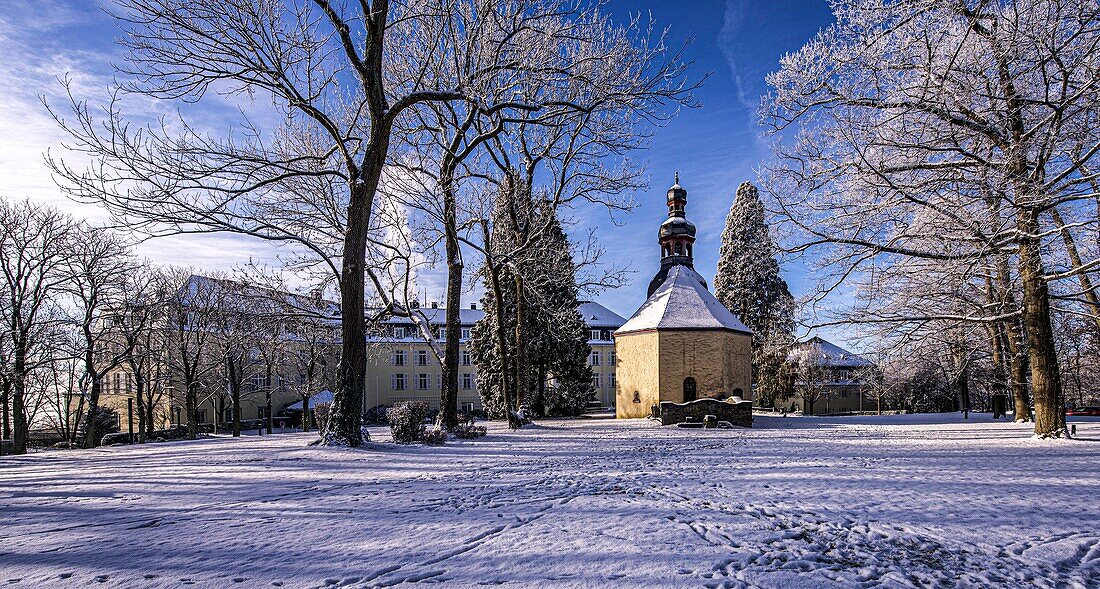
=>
[783,336,874,415]
[94,279,627,432]
[615,176,753,418]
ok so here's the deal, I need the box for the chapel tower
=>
[648,174,700,297]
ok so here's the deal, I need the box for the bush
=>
[421,426,447,445]
[101,432,134,446]
[363,404,391,425]
[387,401,433,444]
[452,423,487,439]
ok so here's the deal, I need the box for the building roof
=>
[615,265,752,336]
[578,302,627,328]
[376,301,625,330]
[788,336,873,368]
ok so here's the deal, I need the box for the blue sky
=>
[0,1,847,342]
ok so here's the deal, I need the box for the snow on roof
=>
[578,301,627,328]
[789,337,873,368]
[378,302,625,329]
[615,265,752,335]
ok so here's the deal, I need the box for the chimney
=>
[470,303,477,310]
[430,301,438,309]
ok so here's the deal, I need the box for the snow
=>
[617,265,752,335]
[577,302,626,329]
[1,413,1098,588]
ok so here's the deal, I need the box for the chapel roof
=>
[615,265,752,336]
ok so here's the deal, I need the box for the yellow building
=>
[96,297,625,431]
[615,176,753,418]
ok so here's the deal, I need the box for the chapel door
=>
[683,377,697,402]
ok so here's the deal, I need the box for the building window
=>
[461,350,472,366]
[113,373,121,395]
[249,371,269,390]
[392,350,406,366]
[592,373,601,388]
[609,351,616,366]
[258,406,269,419]
[393,326,406,339]
[416,373,430,390]
[437,327,446,340]
[603,330,612,340]
[223,408,233,423]
[392,373,406,391]
[590,329,601,341]
[609,373,616,389]
[461,328,471,340]
[590,351,600,366]
[461,373,473,390]
[416,350,429,366]
[196,409,208,423]
[632,391,641,403]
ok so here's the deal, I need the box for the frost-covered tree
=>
[714,182,795,406]
[471,179,594,421]
[761,0,1100,437]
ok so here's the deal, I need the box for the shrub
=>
[387,401,433,444]
[452,423,487,439]
[421,426,447,445]
[101,432,134,446]
[363,404,390,425]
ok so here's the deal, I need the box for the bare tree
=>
[162,269,224,439]
[761,0,1100,437]
[0,199,77,454]
[789,342,827,415]
[64,228,140,448]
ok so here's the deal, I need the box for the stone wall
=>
[660,398,752,428]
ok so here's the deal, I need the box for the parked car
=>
[1066,406,1100,416]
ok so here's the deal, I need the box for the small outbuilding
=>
[614,176,753,419]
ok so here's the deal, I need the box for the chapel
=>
[614,175,753,418]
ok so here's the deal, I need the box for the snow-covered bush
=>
[421,426,447,445]
[387,401,433,444]
[452,423,487,439]
[100,432,134,446]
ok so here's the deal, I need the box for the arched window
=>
[683,377,696,402]
[687,244,693,257]
[675,243,682,255]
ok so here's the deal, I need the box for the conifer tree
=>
[471,183,593,419]
[714,182,795,407]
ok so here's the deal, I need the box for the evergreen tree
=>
[471,181,593,420]
[714,182,795,407]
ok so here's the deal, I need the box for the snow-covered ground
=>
[2,414,1098,588]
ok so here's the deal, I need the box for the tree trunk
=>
[482,222,519,428]
[302,396,311,432]
[185,379,198,440]
[995,256,1032,422]
[2,381,10,442]
[329,176,378,446]
[514,273,525,412]
[82,378,103,449]
[232,382,241,437]
[265,364,273,434]
[440,184,462,430]
[1017,209,1067,437]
